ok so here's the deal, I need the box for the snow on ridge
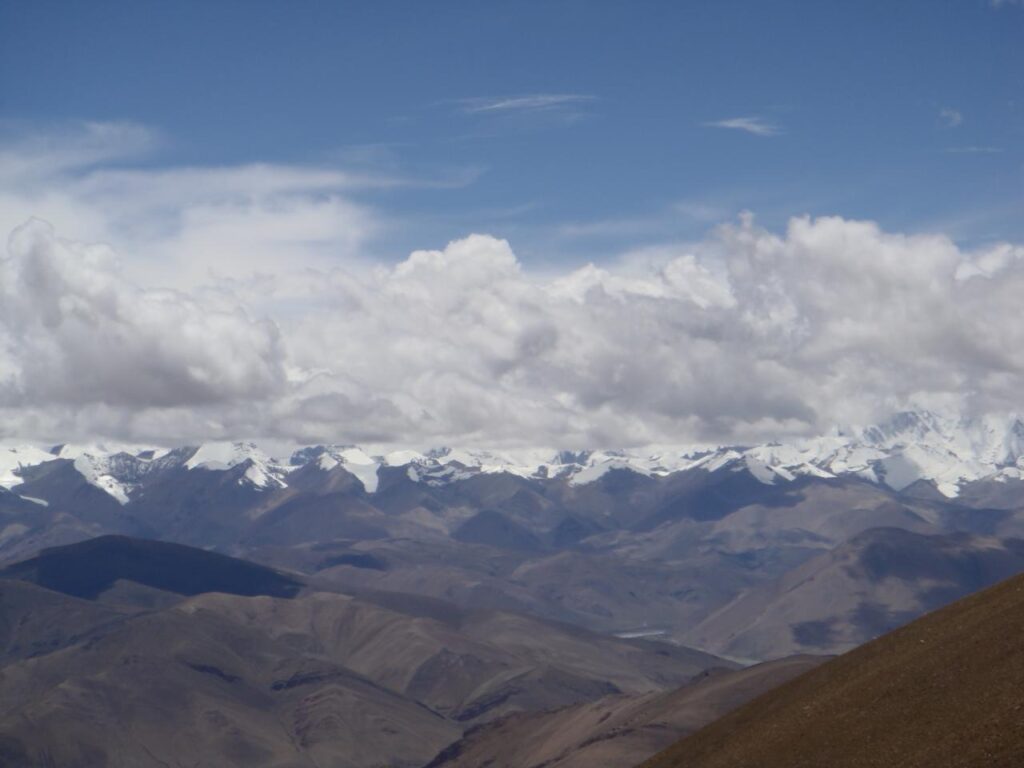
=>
[4,410,1024,499]
[293,445,382,493]
[568,459,651,486]
[551,410,1024,492]
[186,442,289,489]
[65,444,179,504]
[72,454,131,504]
[185,441,268,471]
[0,445,58,489]
[0,442,167,503]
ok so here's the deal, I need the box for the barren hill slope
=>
[641,569,1024,768]
[0,536,729,767]
[423,655,822,768]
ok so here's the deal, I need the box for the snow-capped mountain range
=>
[2,411,1023,505]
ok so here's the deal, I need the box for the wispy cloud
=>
[457,93,595,114]
[704,116,782,137]
[939,107,963,128]
[943,145,1003,154]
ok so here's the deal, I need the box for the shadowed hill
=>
[0,535,303,600]
[641,569,1024,768]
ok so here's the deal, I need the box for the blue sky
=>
[1,1,1024,446]
[2,0,1021,264]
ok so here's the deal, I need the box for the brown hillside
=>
[640,571,1024,768]
[423,656,822,768]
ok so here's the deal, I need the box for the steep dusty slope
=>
[0,537,731,767]
[684,527,1024,659]
[186,590,727,723]
[0,579,131,665]
[0,589,724,767]
[642,569,1024,768]
[424,656,823,768]
[0,600,459,768]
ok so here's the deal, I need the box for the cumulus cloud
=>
[0,219,286,409]
[3,124,1024,448]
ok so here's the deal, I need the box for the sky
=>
[0,0,1022,448]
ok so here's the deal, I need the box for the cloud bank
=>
[2,124,1023,448]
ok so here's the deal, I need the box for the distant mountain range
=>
[2,410,1024,669]
[3,410,1024,506]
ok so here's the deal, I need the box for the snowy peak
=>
[858,410,948,446]
[841,411,1024,495]
[291,445,381,493]
[853,410,1024,466]
[5,410,1024,503]
[0,445,60,490]
[185,442,290,490]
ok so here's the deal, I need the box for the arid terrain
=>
[642,569,1024,768]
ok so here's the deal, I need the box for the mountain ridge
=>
[3,410,1024,505]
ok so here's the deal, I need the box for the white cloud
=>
[0,122,399,291]
[0,219,286,409]
[3,124,1024,448]
[458,94,594,114]
[0,121,157,183]
[939,107,963,128]
[704,116,782,137]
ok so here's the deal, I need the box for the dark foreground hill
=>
[0,534,304,600]
[641,569,1024,768]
